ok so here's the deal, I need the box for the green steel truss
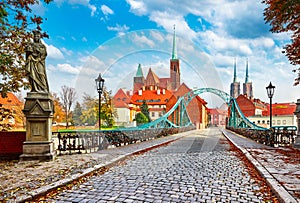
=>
[135,88,267,130]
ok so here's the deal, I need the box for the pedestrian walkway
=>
[222,129,300,203]
[0,128,299,202]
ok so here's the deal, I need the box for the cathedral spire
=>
[233,58,237,83]
[135,63,143,77]
[171,25,177,60]
[245,58,249,83]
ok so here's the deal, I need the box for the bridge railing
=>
[53,126,196,155]
[227,126,297,147]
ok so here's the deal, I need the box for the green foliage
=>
[73,102,83,126]
[101,89,117,128]
[135,112,148,125]
[0,0,52,97]
[0,104,13,131]
[80,93,98,126]
[141,100,151,122]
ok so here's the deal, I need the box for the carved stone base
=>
[20,141,55,161]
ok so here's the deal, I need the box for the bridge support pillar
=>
[293,99,300,149]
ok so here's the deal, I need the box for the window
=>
[262,120,265,124]
[151,112,155,117]
[283,120,286,125]
[267,120,270,124]
[257,120,260,124]
[277,120,281,125]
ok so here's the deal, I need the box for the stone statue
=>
[25,30,49,92]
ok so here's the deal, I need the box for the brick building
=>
[113,26,208,128]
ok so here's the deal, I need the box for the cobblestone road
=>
[46,128,269,202]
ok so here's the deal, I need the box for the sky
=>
[31,0,299,108]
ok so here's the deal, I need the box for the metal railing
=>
[53,126,195,155]
[227,126,297,147]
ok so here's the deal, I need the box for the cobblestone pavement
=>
[45,128,272,202]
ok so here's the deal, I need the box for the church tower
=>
[170,25,180,90]
[230,58,240,98]
[133,63,145,92]
[243,59,253,98]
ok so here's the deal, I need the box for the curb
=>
[221,129,297,203]
[16,130,192,202]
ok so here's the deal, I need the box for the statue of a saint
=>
[25,30,49,92]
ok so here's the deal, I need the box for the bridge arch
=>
[136,87,267,131]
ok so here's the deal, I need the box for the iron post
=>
[95,73,105,131]
[266,82,275,128]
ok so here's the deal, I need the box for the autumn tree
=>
[0,0,52,97]
[52,92,65,124]
[60,85,76,128]
[262,0,300,85]
[80,93,98,126]
[101,88,117,128]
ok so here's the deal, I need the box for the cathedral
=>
[133,27,180,92]
[230,58,253,99]
[113,27,208,128]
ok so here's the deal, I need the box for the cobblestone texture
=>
[47,128,268,202]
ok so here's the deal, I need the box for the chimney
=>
[150,85,153,90]
[162,89,165,94]
[129,90,133,96]
[157,89,160,95]
[138,90,142,96]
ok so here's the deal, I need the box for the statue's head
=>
[32,30,41,42]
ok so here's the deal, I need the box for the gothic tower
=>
[243,59,253,98]
[133,63,145,92]
[230,58,240,98]
[170,25,180,90]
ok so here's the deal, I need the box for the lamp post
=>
[266,82,275,128]
[95,73,105,131]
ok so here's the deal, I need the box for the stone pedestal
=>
[293,99,300,149]
[20,92,56,161]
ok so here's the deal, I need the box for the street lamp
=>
[266,82,275,128]
[95,73,105,131]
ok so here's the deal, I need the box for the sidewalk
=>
[1,128,299,202]
[222,129,300,203]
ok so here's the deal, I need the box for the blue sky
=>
[32,0,298,107]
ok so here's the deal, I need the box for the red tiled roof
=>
[130,89,173,105]
[262,103,296,116]
[112,88,131,108]
[0,93,23,107]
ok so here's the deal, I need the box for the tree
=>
[262,0,300,85]
[73,102,83,126]
[52,93,65,124]
[135,112,148,125]
[101,88,117,128]
[80,93,98,126]
[60,85,76,128]
[0,0,52,97]
[141,100,151,122]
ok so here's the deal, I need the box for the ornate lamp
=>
[95,73,105,130]
[266,82,275,128]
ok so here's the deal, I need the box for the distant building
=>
[230,59,240,98]
[113,26,208,128]
[208,108,228,126]
[129,88,174,121]
[112,88,133,126]
[0,93,24,128]
[230,58,253,99]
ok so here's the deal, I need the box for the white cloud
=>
[126,0,147,16]
[101,5,114,16]
[44,43,64,59]
[107,24,130,36]
[68,0,96,16]
[132,33,155,48]
[57,63,81,75]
